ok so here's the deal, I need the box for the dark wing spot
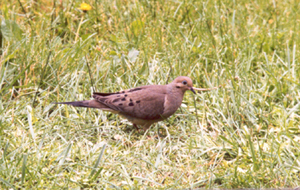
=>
[99,98,108,102]
[112,99,120,103]
[93,92,115,96]
[116,92,120,94]
[124,94,128,97]
[136,100,140,103]
[119,103,123,106]
[122,91,125,93]
[176,86,180,88]
[121,98,126,101]
[128,103,134,106]
[128,88,142,92]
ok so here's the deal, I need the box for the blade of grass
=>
[89,144,106,178]
[0,178,16,190]
[21,153,28,184]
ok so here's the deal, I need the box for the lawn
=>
[1,0,300,189]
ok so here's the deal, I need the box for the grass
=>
[1,0,300,188]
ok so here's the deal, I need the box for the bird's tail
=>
[53,100,108,109]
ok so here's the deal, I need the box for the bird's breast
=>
[162,92,184,118]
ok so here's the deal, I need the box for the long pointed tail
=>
[53,100,108,109]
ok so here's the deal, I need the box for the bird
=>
[54,76,217,131]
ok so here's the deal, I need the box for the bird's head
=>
[172,76,196,93]
[172,76,219,94]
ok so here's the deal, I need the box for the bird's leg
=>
[142,123,151,132]
[133,124,139,130]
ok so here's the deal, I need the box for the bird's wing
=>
[92,86,167,120]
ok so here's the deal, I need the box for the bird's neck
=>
[167,84,185,104]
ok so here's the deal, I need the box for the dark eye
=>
[182,80,188,85]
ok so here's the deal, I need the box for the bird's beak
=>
[190,87,196,94]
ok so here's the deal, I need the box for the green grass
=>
[1,0,300,188]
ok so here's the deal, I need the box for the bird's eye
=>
[182,80,188,85]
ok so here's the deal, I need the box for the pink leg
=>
[133,124,139,130]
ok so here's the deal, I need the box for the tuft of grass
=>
[1,0,300,188]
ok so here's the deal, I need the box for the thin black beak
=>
[190,87,196,94]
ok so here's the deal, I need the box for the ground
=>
[0,0,300,188]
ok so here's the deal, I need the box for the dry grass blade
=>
[193,85,221,92]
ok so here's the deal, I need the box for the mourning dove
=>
[54,76,217,131]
